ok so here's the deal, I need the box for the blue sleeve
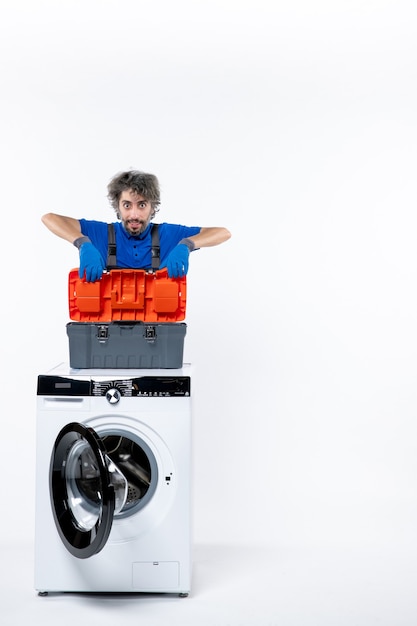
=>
[78,219,108,265]
[158,223,201,266]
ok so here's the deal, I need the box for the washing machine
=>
[34,362,193,596]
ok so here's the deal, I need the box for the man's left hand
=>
[164,244,190,278]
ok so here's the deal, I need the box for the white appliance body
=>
[34,363,192,595]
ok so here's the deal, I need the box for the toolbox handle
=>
[110,291,145,310]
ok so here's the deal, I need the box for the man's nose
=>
[130,205,142,218]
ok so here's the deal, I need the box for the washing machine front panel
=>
[35,365,193,593]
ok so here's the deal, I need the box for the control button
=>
[106,388,121,404]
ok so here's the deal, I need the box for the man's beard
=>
[123,219,148,235]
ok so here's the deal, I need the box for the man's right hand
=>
[79,242,105,282]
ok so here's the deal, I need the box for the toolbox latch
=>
[144,325,157,343]
[97,325,109,342]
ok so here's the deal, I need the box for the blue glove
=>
[164,244,190,278]
[79,242,105,282]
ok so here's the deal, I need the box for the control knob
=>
[106,387,121,404]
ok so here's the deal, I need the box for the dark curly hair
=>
[107,170,161,218]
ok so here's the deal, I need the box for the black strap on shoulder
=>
[151,223,160,270]
[107,223,117,268]
[106,223,160,270]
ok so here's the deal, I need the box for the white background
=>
[1,0,417,616]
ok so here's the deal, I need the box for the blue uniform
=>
[79,219,201,270]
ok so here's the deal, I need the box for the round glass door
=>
[50,422,116,559]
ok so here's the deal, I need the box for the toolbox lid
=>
[68,268,187,322]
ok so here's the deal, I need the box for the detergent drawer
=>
[67,321,186,369]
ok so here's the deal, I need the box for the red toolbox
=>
[68,268,187,323]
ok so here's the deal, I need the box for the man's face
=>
[118,189,154,235]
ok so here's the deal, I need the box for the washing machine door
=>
[50,422,116,559]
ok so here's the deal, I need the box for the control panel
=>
[37,375,191,397]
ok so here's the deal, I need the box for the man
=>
[42,169,231,280]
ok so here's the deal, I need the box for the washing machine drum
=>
[49,422,151,559]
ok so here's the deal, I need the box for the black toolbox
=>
[67,322,187,369]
